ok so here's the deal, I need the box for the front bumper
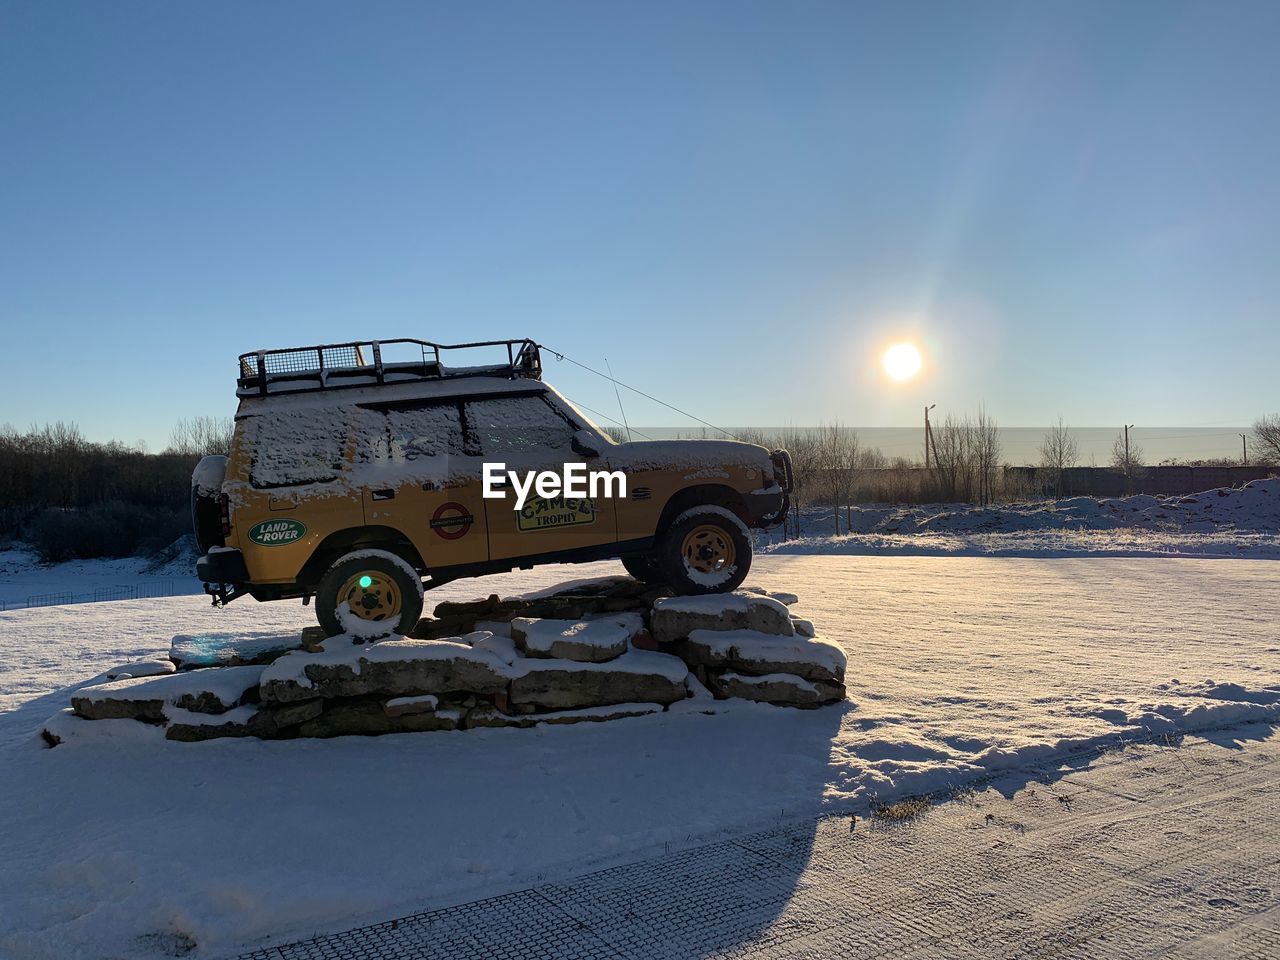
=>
[197,549,250,606]
[744,449,793,528]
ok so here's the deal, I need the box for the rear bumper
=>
[197,549,251,605]
[197,548,249,583]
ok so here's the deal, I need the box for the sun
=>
[882,342,923,381]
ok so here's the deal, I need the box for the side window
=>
[466,396,576,456]
[351,407,391,466]
[245,407,347,488]
[385,403,466,460]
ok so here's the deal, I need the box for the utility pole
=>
[1124,424,1134,474]
[925,404,936,470]
[1240,433,1248,465]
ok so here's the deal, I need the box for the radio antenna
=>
[604,357,632,443]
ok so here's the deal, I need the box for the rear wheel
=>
[315,550,424,639]
[655,506,751,595]
[621,553,666,585]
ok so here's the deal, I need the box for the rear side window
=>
[466,395,576,455]
[386,403,466,460]
[243,407,347,488]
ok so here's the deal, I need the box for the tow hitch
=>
[204,582,246,608]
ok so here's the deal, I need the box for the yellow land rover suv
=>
[193,339,792,636]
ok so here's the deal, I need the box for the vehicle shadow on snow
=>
[7,687,1276,959]
[960,719,1278,807]
[2,690,853,960]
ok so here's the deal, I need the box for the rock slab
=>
[259,640,511,703]
[708,672,845,708]
[509,650,688,711]
[651,593,795,643]
[510,614,642,663]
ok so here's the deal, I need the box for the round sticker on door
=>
[430,502,474,540]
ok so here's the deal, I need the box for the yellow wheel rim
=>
[680,524,736,575]
[338,570,402,622]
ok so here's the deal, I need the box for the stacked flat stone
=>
[44,577,848,746]
[651,592,847,707]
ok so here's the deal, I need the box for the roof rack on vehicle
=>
[236,338,542,397]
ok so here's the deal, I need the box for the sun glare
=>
[882,342,923,381]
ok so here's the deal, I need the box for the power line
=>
[563,396,656,441]
[541,344,735,439]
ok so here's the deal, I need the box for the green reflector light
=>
[358,575,373,589]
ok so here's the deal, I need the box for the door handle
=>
[371,489,396,501]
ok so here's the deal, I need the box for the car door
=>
[467,393,619,562]
[358,400,489,569]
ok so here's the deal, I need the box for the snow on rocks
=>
[170,630,303,669]
[652,592,846,707]
[508,649,690,711]
[651,591,795,641]
[103,658,176,681]
[708,671,846,708]
[676,629,847,685]
[296,701,464,738]
[467,701,665,728]
[71,665,265,721]
[384,694,439,717]
[510,613,643,662]
[257,638,513,703]
[165,704,288,743]
[46,576,846,745]
[416,576,662,639]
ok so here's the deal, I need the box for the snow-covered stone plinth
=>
[44,577,847,745]
[652,593,847,707]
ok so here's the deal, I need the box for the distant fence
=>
[1006,465,1279,498]
[0,578,191,612]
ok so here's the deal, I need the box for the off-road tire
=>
[315,551,424,638]
[655,506,752,595]
[621,553,666,585]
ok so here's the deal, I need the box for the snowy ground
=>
[2,555,1279,959]
[0,545,203,609]
[242,725,1280,960]
[761,477,1280,559]
[4,479,1276,615]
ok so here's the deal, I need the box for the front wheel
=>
[655,506,752,595]
[315,550,424,639]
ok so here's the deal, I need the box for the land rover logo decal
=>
[430,501,474,540]
[248,518,307,546]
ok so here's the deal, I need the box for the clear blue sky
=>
[2,1,1277,450]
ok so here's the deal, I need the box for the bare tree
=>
[972,406,1001,506]
[930,414,971,502]
[1110,429,1144,482]
[167,417,235,458]
[1252,414,1280,465]
[927,409,1002,505]
[1038,416,1079,496]
[776,426,819,539]
[815,421,860,534]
